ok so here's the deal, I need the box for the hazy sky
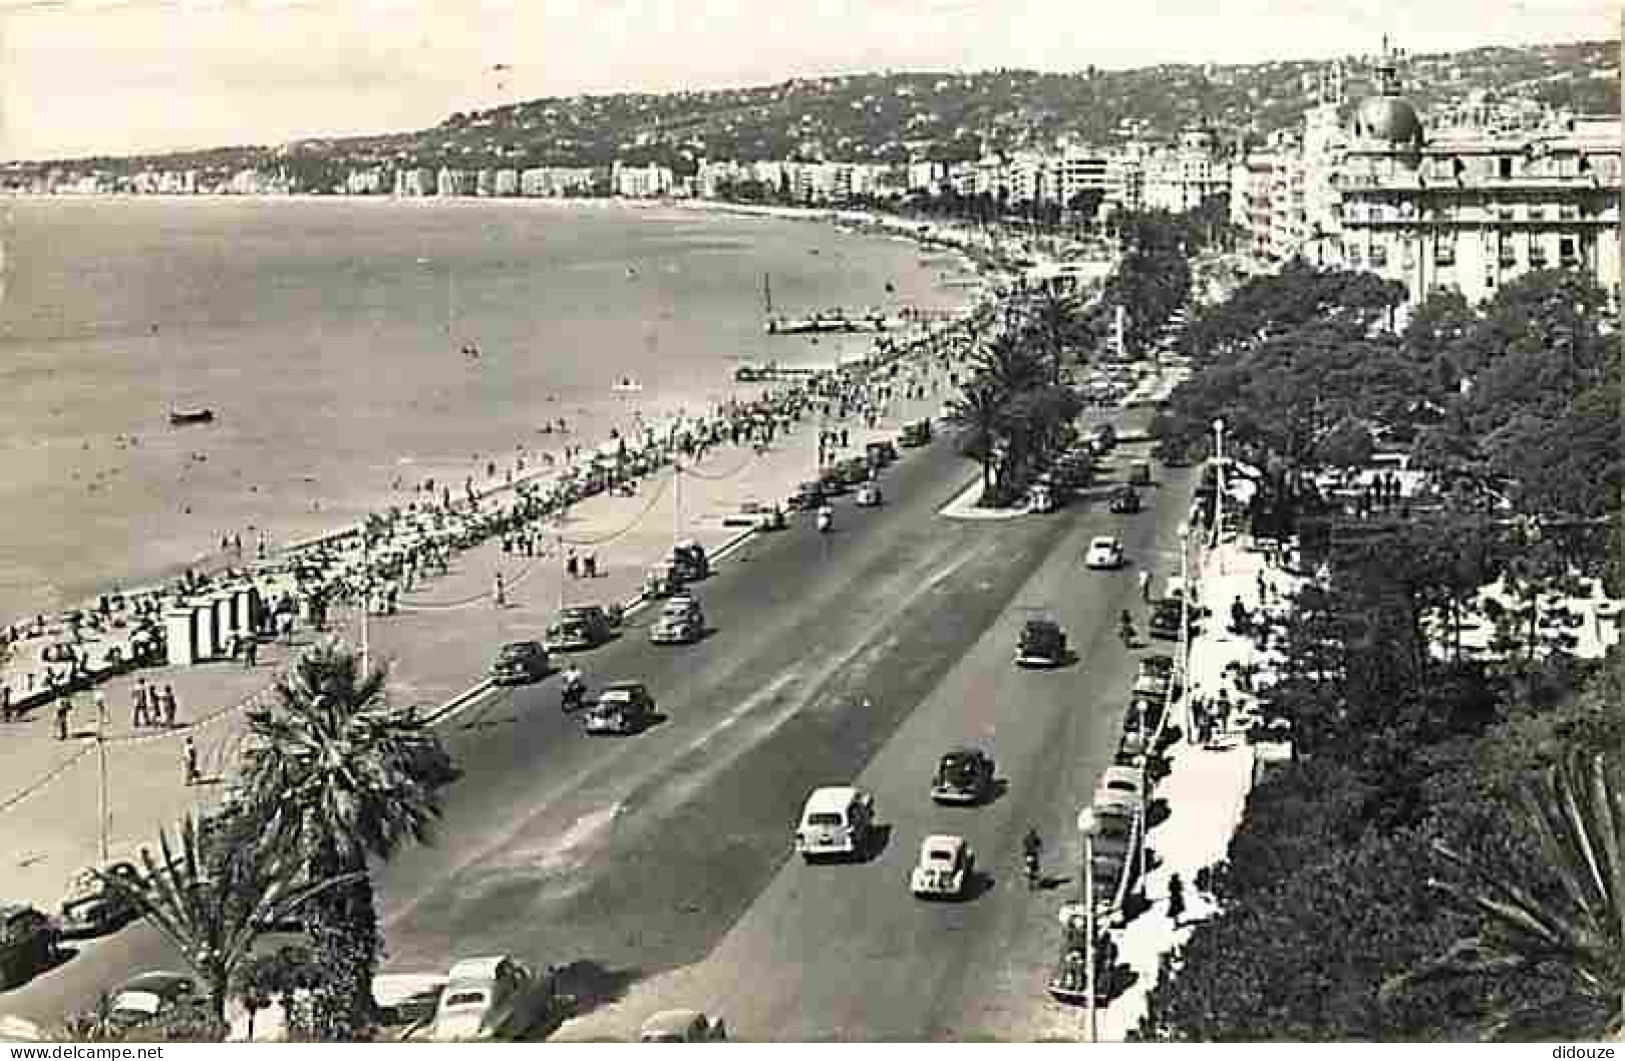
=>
[1,0,1617,160]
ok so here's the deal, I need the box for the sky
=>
[0,0,1618,161]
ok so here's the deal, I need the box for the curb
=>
[416,524,761,727]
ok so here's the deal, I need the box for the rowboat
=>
[168,408,215,426]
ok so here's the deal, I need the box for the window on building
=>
[1498,156,1513,180]
[1560,204,1580,221]
[1498,239,1517,268]
[1370,242,1388,268]
[1434,239,1456,267]
[1498,208,1515,223]
[1560,236,1578,266]
[1528,240,1548,269]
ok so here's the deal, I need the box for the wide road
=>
[5,408,1194,1043]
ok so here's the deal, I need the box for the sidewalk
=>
[0,350,967,915]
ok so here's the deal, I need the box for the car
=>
[1091,424,1117,452]
[1027,482,1056,513]
[837,457,871,487]
[818,466,848,496]
[865,440,897,468]
[1108,486,1141,514]
[582,681,657,735]
[490,640,550,685]
[854,481,883,507]
[58,861,142,938]
[1134,654,1177,698]
[106,971,201,1033]
[788,480,826,511]
[1015,617,1067,667]
[909,835,975,899]
[930,746,996,805]
[900,419,932,447]
[1083,535,1125,570]
[794,786,876,861]
[547,605,615,652]
[422,956,557,1042]
[639,1009,728,1043]
[643,561,682,599]
[373,973,449,1039]
[1148,598,1185,640]
[648,595,704,645]
[0,904,60,990]
[1094,765,1145,806]
[669,540,709,582]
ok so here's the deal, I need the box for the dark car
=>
[789,480,826,511]
[1015,618,1067,667]
[818,466,848,495]
[491,640,550,685]
[837,457,871,487]
[668,541,709,582]
[59,862,142,939]
[0,905,61,990]
[106,971,202,1033]
[582,681,657,736]
[900,419,933,447]
[546,605,614,651]
[930,747,996,805]
[1108,486,1141,514]
[1148,599,1184,641]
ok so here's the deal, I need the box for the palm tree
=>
[240,641,450,1040]
[94,816,357,1034]
[1381,750,1625,1040]
[1028,288,1082,384]
[947,375,1006,504]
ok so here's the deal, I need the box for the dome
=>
[1353,94,1423,146]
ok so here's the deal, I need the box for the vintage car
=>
[1148,598,1185,640]
[930,746,996,805]
[794,786,876,861]
[900,419,933,448]
[1108,485,1141,514]
[582,681,657,736]
[854,481,883,507]
[669,540,709,582]
[489,641,549,686]
[59,861,142,938]
[909,835,975,899]
[865,439,898,468]
[106,971,202,1034]
[546,604,616,652]
[788,480,826,511]
[837,457,871,487]
[649,595,704,645]
[373,973,449,1039]
[752,503,788,531]
[639,1009,728,1043]
[1015,617,1068,667]
[1134,654,1177,699]
[1027,482,1057,514]
[643,561,683,600]
[1129,461,1153,486]
[419,956,558,1043]
[0,905,60,990]
[1083,535,1125,570]
[1091,424,1117,453]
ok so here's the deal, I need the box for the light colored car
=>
[909,834,974,899]
[648,596,704,645]
[373,973,448,1039]
[794,786,876,861]
[639,1009,728,1042]
[423,956,555,1042]
[581,681,656,736]
[107,971,201,1033]
[1083,535,1124,569]
[854,481,883,507]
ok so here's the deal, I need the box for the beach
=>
[0,196,982,627]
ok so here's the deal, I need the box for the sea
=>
[0,196,974,627]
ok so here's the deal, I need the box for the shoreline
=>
[1,204,1000,636]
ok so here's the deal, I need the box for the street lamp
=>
[1210,418,1226,549]
[1076,805,1101,1043]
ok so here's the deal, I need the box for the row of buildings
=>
[1229,55,1621,306]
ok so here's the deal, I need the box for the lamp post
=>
[96,694,109,866]
[1177,520,1194,744]
[1077,805,1101,1043]
[1210,417,1226,549]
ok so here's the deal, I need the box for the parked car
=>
[1108,485,1141,514]
[639,1009,728,1043]
[900,419,932,447]
[1148,598,1185,641]
[490,640,550,686]
[1015,617,1068,667]
[836,457,871,487]
[373,973,449,1039]
[669,540,709,581]
[582,681,657,736]
[58,862,142,938]
[649,595,704,645]
[643,561,682,599]
[1134,654,1177,699]
[854,481,883,507]
[794,786,876,861]
[421,956,557,1042]
[1083,535,1125,570]
[910,835,975,899]
[789,480,825,511]
[106,971,201,1033]
[1091,424,1117,452]
[1027,482,1056,513]
[546,605,615,652]
[865,440,897,468]
[0,904,61,990]
[930,746,996,805]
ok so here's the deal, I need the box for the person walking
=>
[584,550,598,579]
[132,679,149,728]
[93,690,108,734]
[162,684,177,729]
[56,696,72,741]
[1167,872,1187,926]
[492,571,507,609]
[0,682,10,724]
[244,634,258,668]
[183,735,200,786]
[1138,569,1152,604]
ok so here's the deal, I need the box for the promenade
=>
[0,342,968,915]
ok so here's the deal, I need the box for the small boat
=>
[612,378,644,394]
[169,408,215,426]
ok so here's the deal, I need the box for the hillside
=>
[13,38,1619,176]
